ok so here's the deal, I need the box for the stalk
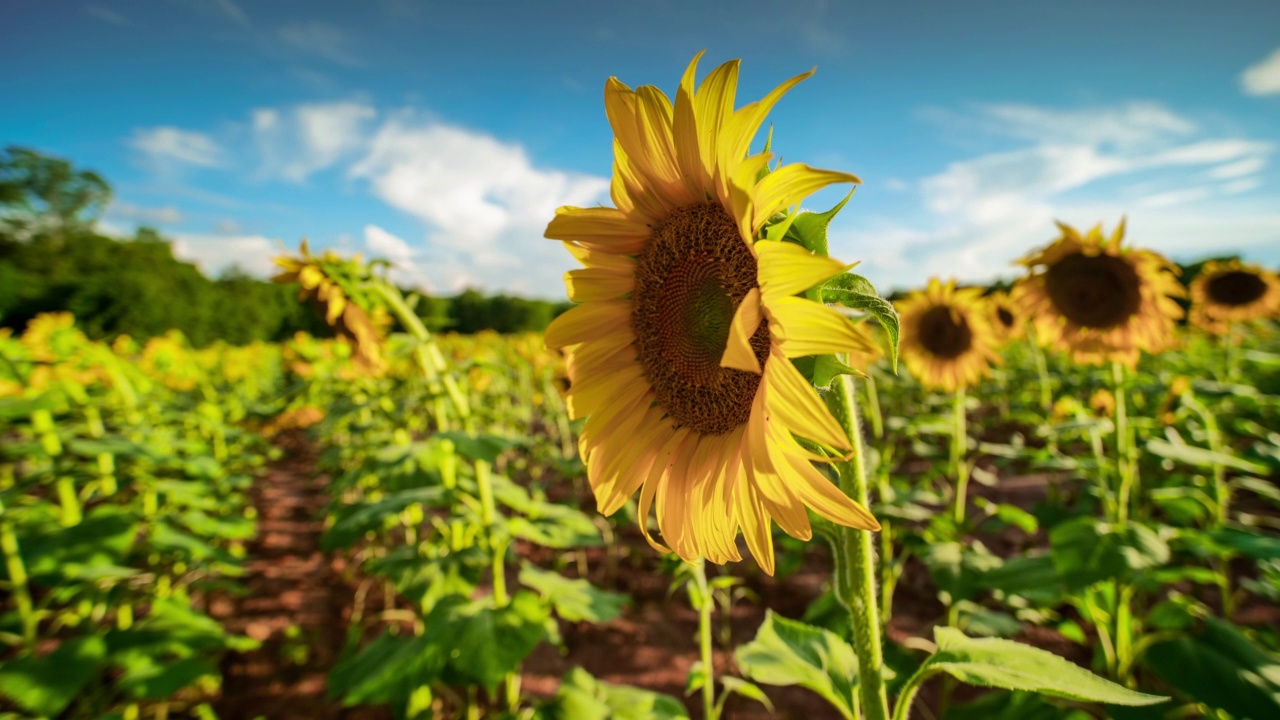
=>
[691,560,717,720]
[950,388,969,525]
[1225,321,1239,382]
[826,374,890,720]
[1111,363,1134,525]
[0,503,37,650]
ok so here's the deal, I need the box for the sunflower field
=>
[4,54,1280,720]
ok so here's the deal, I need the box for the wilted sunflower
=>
[1189,259,1280,334]
[897,279,1001,392]
[544,53,880,575]
[984,290,1025,343]
[274,240,387,374]
[1013,220,1183,367]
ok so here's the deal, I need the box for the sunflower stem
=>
[1225,321,1239,382]
[950,387,969,526]
[827,374,891,720]
[1111,362,1133,526]
[691,559,718,720]
[1028,325,1057,454]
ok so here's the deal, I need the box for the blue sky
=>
[4,0,1279,298]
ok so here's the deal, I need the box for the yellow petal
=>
[727,153,773,242]
[779,449,880,531]
[751,164,860,235]
[764,346,850,450]
[756,240,851,301]
[696,59,739,191]
[720,287,763,373]
[545,206,648,253]
[565,267,635,302]
[674,53,710,198]
[766,296,878,358]
[545,299,629,349]
[734,471,775,575]
[718,68,813,181]
[637,428,690,553]
[565,362,644,419]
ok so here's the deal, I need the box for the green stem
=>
[865,372,884,442]
[826,375,890,720]
[1112,363,1133,526]
[0,509,36,650]
[951,388,969,526]
[1225,321,1239,382]
[692,560,717,720]
[891,664,937,720]
[1029,327,1057,454]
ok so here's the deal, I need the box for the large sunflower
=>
[1189,259,1280,334]
[897,279,1001,392]
[543,53,880,575]
[1013,220,1183,367]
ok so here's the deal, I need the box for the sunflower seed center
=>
[919,305,973,359]
[1044,252,1142,329]
[1206,270,1267,307]
[632,203,769,435]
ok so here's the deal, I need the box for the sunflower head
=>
[274,240,387,375]
[544,53,882,575]
[984,290,1025,343]
[896,279,1001,392]
[1012,219,1183,367]
[1189,259,1280,334]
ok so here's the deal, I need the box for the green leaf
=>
[1048,517,1170,589]
[117,655,218,699]
[538,666,689,720]
[734,610,859,719]
[930,627,1166,706]
[0,636,107,716]
[1146,438,1267,475]
[821,273,900,371]
[1209,526,1280,560]
[506,501,602,549]
[435,431,524,464]
[328,631,438,706]
[322,486,450,551]
[783,189,854,257]
[1143,617,1280,719]
[430,591,550,693]
[518,564,628,623]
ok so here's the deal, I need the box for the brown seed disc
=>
[919,305,973,359]
[632,203,769,435]
[1044,252,1142,329]
[1206,270,1267,307]
[996,306,1015,330]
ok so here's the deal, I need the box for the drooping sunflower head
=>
[984,290,1025,343]
[1012,219,1183,367]
[274,240,387,375]
[1189,259,1280,334]
[896,278,1001,392]
[544,53,882,575]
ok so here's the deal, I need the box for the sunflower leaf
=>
[784,188,854,257]
[929,626,1168,706]
[735,610,859,719]
[822,273,900,372]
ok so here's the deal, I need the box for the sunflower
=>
[896,279,1001,392]
[984,290,1025,343]
[274,240,387,374]
[1013,220,1183,367]
[1189,259,1280,334]
[543,53,880,575]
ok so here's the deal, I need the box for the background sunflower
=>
[896,278,1000,392]
[1189,259,1280,334]
[1013,220,1183,367]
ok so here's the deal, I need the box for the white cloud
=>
[837,101,1280,291]
[129,127,223,167]
[171,233,279,277]
[254,101,376,181]
[108,202,185,225]
[216,0,247,25]
[1241,47,1280,96]
[1137,186,1214,208]
[85,4,128,26]
[278,21,364,67]
[363,223,435,291]
[350,114,608,296]
[1209,156,1267,179]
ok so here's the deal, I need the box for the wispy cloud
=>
[171,232,279,277]
[216,0,248,26]
[1241,47,1280,96]
[350,112,608,295]
[129,126,224,168]
[277,21,365,67]
[252,101,376,181]
[84,4,128,27]
[107,201,185,225]
[834,101,1277,291]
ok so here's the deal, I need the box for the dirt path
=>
[212,435,352,720]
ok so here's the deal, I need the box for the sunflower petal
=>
[545,299,630,349]
[757,240,851,300]
[766,296,878,358]
[718,68,813,177]
[565,267,635,302]
[780,450,880,531]
[545,206,648,253]
[764,346,850,450]
[721,287,763,373]
[674,51,708,197]
[751,164,860,235]
[734,474,775,575]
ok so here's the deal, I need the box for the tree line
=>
[0,147,571,346]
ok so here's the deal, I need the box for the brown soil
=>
[211,433,369,720]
